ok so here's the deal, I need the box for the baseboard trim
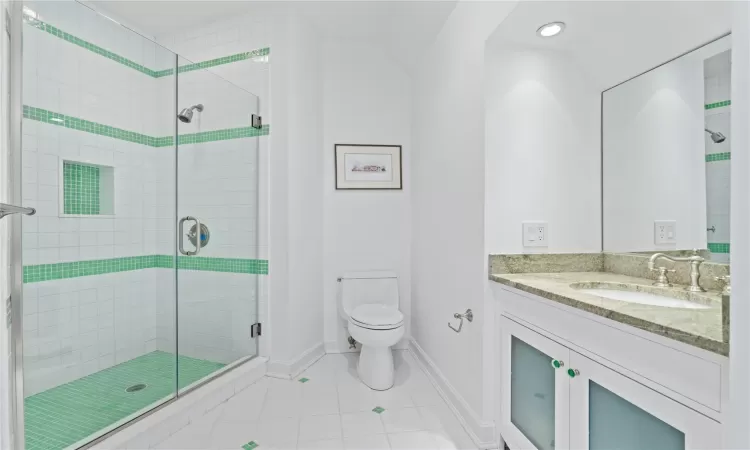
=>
[408,338,496,449]
[267,343,325,379]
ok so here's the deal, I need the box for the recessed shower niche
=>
[59,159,115,217]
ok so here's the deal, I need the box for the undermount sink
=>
[570,282,712,310]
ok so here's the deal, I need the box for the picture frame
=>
[334,144,403,190]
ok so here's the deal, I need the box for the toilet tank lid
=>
[341,271,397,280]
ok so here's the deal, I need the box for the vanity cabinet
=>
[500,316,721,450]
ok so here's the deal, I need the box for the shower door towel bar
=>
[0,203,35,219]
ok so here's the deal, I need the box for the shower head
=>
[705,128,726,143]
[177,104,204,123]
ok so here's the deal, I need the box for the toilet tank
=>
[339,271,399,319]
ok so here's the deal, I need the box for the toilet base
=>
[357,345,394,390]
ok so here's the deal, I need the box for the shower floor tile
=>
[24,350,225,450]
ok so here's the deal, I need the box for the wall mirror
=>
[602,35,731,264]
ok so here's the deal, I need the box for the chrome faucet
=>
[648,249,706,292]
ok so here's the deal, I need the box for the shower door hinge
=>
[5,295,11,328]
[251,322,262,338]
[251,114,262,130]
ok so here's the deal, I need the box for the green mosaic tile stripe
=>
[25,17,160,78]
[708,243,730,254]
[178,125,271,144]
[24,106,165,146]
[24,106,269,146]
[24,351,224,450]
[177,256,269,275]
[706,152,731,162]
[63,162,100,215]
[25,16,269,79]
[23,255,268,283]
[174,48,271,75]
[705,100,731,110]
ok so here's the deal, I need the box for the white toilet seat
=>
[349,304,403,330]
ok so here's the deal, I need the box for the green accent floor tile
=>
[298,378,309,383]
[372,406,385,414]
[242,441,259,450]
[24,351,225,450]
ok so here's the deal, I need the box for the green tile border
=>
[25,16,270,78]
[25,17,161,77]
[708,243,730,254]
[23,255,268,283]
[705,100,731,110]
[706,152,731,162]
[24,105,269,146]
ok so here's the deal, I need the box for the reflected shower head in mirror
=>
[705,128,726,143]
[177,104,204,123]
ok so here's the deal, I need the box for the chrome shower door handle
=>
[178,216,201,256]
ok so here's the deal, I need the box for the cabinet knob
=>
[551,359,564,369]
[567,368,580,378]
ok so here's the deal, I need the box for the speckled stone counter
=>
[490,271,728,356]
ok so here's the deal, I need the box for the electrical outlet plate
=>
[523,221,548,247]
[654,220,677,245]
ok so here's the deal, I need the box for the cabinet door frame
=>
[500,316,571,450]
[568,350,721,450]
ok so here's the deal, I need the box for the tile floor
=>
[155,351,479,450]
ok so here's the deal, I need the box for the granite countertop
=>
[490,271,727,356]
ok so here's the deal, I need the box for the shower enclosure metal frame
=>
[5,2,262,448]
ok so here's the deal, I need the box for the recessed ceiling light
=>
[537,22,566,38]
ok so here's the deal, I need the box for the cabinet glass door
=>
[500,317,570,450]
[568,351,720,450]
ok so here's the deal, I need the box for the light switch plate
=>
[654,220,677,244]
[523,221,548,247]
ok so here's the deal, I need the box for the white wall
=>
[411,2,517,444]
[321,39,412,353]
[603,46,708,252]
[485,45,601,254]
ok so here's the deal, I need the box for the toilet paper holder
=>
[448,309,473,333]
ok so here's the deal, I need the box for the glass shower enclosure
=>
[10,2,262,448]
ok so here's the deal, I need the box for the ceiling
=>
[88,1,457,71]
[487,1,732,89]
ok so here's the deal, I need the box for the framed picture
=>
[335,144,402,190]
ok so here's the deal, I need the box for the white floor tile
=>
[154,426,211,449]
[338,383,376,413]
[298,438,345,450]
[380,407,425,434]
[208,420,259,450]
[298,414,343,442]
[344,434,392,450]
[255,416,300,446]
[219,382,268,423]
[341,411,386,437]
[372,386,415,410]
[417,405,462,432]
[302,384,340,416]
[408,383,444,407]
[387,431,439,450]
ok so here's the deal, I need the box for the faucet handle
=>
[714,275,731,295]
[651,266,675,287]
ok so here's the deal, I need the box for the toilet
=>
[339,271,405,390]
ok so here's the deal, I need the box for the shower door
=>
[175,56,261,390]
